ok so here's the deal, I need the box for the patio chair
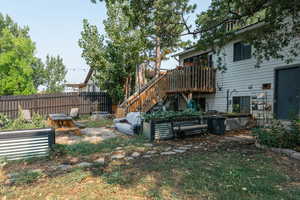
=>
[114,112,142,135]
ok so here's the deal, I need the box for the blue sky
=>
[1,0,211,84]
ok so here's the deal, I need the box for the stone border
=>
[255,142,300,160]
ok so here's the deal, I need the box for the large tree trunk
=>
[128,75,132,98]
[136,63,146,91]
[124,77,129,99]
[155,37,162,77]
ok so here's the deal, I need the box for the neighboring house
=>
[174,23,300,120]
[65,68,101,92]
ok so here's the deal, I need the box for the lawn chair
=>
[19,109,32,122]
[69,108,85,129]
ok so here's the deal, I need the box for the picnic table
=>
[47,114,81,135]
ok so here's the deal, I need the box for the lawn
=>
[1,137,300,200]
[82,119,114,128]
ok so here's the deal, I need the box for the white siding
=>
[179,40,300,114]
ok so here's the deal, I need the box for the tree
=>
[92,0,195,76]
[31,58,46,90]
[0,14,36,95]
[44,55,67,93]
[79,1,146,103]
[191,0,300,67]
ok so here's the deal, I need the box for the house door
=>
[276,67,300,119]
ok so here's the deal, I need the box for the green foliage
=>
[44,55,67,93]
[253,120,300,149]
[0,113,10,128]
[0,113,47,131]
[0,14,37,95]
[143,109,202,122]
[31,58,46,90]
[79,2,145,103]
[194,0,300,68]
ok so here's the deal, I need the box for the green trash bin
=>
[207,116,226,135]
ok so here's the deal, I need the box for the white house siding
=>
[178,40,300,116]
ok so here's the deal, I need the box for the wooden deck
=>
[166,66,216,94]
[117,65,216,117]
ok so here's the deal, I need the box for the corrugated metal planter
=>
[0,128,55,160]
[143,121,173,141]
[143,117,204,141]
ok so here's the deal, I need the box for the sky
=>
[0,0,211,84]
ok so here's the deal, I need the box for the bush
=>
[0,114,11,128]
[0,113,47,131]
[253,120,300,149]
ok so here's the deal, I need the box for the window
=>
[233,42,252,61]
[232,96,251,113]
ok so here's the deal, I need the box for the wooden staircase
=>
[115,65,217,118]
[116,73,169,117]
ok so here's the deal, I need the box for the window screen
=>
[232,96,251,113]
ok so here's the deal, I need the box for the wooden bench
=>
[171,119,208,138]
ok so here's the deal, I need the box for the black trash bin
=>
[207,116,226,135]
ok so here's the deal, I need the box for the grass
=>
[11,170,43,185]
[2,146,300,200]
[82,119,113,128]
[52,135,148,156]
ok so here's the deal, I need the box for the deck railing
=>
[166,66,216,93]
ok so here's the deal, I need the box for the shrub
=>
[0,113,46,131]
[253,120,300,149]
[0,114,11,128]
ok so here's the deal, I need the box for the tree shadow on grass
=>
[2,141,300,200]
[86,144,300,200]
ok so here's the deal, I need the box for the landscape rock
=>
[111,153,126,159]
[125,157,134,161]
[255,142,266,149]
[146,150,157,154]
[57,164,72,171]
[161,151,176,155]
[131,152,141,157]
[270,148,282,153]
[164,147,172,151]
[291,152,300,160]
[116,147,123,150]
[76,162,93,168]
[143,155,152,158]
[173,149,186,153]
[280,149,296,156]
[178,146,189,150]
[94,158,105,165]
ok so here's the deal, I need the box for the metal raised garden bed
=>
[0,128,55,160]
[143,116,206,141]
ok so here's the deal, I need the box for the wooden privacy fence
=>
[0,92,112,119]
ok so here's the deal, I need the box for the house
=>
[174,23,300,120]
[65,68,101,92]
